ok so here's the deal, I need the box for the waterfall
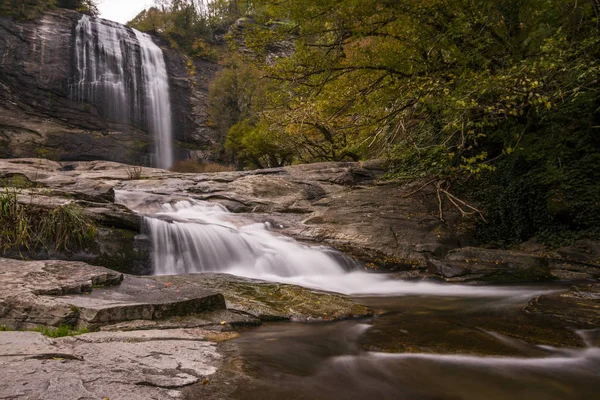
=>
[134,30,173,170]
[114,192,556,298]
[72,15,173,169]
[145,200,348,277]
[73,15,130,125]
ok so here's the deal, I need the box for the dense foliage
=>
[206,0,600,246]
[0,0,98,19]
[127,0,249,59]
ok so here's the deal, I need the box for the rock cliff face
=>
[0,9,220,166]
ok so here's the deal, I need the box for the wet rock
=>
[152,274,373,322]
[518,239,600,281]
[524,284,600,328]
[0,158,473,275]
[114,161,472,271]
[358,296,586,356]
[429,247,553,283]
[0,329,221,399]
[0,259,371,331]
[5,158,598,285]
[100,310,260,332]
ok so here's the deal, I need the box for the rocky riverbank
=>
[1,158,599,282]
[1,158,599,398]
[0,257,371,399]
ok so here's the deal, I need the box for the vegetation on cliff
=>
[128,0,247,60]
[0,0,98,19]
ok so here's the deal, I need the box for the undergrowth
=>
[0,189,97,255]
[33,325,91,338]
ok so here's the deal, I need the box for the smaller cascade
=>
[115,192,559,298]
[144,200,346,277]
[134,30,174,169]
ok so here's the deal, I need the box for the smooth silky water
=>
[73,15,173,168]
[116,191,600,399]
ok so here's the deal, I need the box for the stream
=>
[116,191,600,399]
[221,294,600,400]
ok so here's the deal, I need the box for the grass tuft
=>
[0,189,97,256]
[33,325,91,338]
[126,165,145,180]
[39,203,97,253]
[0,188,34,254]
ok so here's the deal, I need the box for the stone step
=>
[51,276,226,327]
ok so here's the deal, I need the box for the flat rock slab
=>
[52,275,226,327]
[0,329,220,399]
[0,258,372,330]
[0,258,124,329]
[153,273,373,322]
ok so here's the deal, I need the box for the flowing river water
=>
[215,295,599,400]
[116,191,600,399]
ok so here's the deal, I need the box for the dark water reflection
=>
[225,294,600,400]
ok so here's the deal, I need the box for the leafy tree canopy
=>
[127,0,252,59]
[213,0,600,245]
[0,0,98,19]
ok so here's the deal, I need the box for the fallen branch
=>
[402,178,437,198]
[439,188,487,222]
[436,181,444,222]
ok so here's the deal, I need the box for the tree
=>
[230,0,600,244]
[0,0,56,19]
[57,0,99,16]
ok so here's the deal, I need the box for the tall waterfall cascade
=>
[116,191,555,298]
[72,15,173,169]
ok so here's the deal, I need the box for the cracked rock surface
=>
[0,330,220,400]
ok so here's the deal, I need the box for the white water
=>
[74,15,129,124]
[73,15,173,169]
[134,30,173,170]
[131,195,557,298]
